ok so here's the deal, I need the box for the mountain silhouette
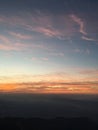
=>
[0,117,98,130]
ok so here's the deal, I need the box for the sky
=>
[0,0,98,94]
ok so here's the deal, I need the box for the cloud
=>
[0,12,97,53]
[0,71,98,84]
[9,32,32,40]
[0,72,70,83]
[0,82,98,94]
[0,34,27,51]
[0,71,98,93]
[0,44,16,51]
[0,13,63,39]
[33,26,62,38]
[49,52,64,57]
[0,12,97,43]
[74,48,90,55]
[79,69,98,75]
[78,68,98,83]
[0,42,28,51]
[0,33,53,51]
[0,12,79,40]
[82,36,96,41]
[70,14,87,35]
[0,35,10,43]
[0,41,52,51]
[31,57,49,61]
[70,14,98,43]
[74,48,82,53]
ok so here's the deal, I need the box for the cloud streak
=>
[0,33,53,51]
[70,14,97,43]
[70,14,87,35]
[0,70,98,94]
[82,36,96,41]
[0,82,98,94]
[0,12,97,44]
[79,69,98,75]
[0,12,83,40]
[0,42,52,51]
[9,32,32,40]
[0,39,28,51]
[0,35,10,43]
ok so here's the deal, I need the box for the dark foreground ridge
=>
[0,117,98,130]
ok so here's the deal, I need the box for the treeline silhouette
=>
[0,117,98,130]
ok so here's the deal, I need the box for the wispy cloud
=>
[0,72,70,83]
[0,33,53,51]
[77,68,98,83]
[0,71,98,84]
[49,52,64,57]
[0,13,63,39]
[70,14,87,35]
[79,69,98,75]
[82,36,96,41]
[0,12,80,40]
[0,12,97,53]
[70,14,98,43]
[74,48,90,55]
[74,48,82,53]
[31,57,49,62]
[0,35,10,43]
[9,32,32,40]
[0,42,28,51]
[33,26,62,38]
[0,34,27,51]
[0,70,98,93]
[0,41,52,51]
[0,12,97,43]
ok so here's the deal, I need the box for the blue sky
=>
[0,0,98,93]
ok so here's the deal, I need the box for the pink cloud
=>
[34,26,62,37]
[0,33,53,51]
[0,12,96,43]
[0,35,10,43]
[0,40,52,51]
[79,69,98,75]
[0,42,27,51]
[70,14,87,35]
[0,12,77,39]
[0,34,30,51]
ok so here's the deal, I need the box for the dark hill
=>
[0,117,98,130]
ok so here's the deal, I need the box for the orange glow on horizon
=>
[0,82,98,94]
